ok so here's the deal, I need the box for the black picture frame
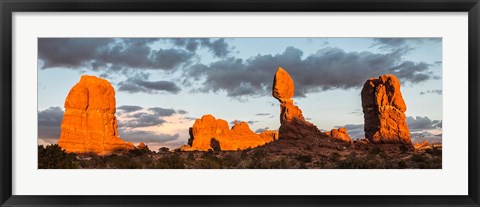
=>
[1,0,479,206]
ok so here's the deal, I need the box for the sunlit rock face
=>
[361,74,413,146]
[272,67,323,139]
[325,128,351,142]
[58,75,134,155]
[182,114,278,151]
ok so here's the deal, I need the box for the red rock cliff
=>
[58,75,134,155]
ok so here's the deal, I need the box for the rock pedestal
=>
[361,74,412,146]
[58,75,134,155]
[272,67,323,139]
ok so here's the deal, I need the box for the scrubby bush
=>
[155,154,186,169]
[38,144,78,169]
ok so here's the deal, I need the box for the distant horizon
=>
[38,38,443,151]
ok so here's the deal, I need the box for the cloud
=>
[169,38,231,58]
[372,38,441,48]
[255,113,270,116]
[39,38,193,71]
[38,38,115,69]
[117,73,181,94]
[406,116,442,132]
[230,120,259,125]
[118,128,180,143]
[186,46,435,98]
[334,124,364,139]
[120,112,167,128]
[117,105,143,113]
[255,127,270,133]
[419,90,442,95]
[148,107,176,117]
[177,110,188,114]
[38,107,64,139]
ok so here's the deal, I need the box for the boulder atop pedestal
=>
[272,67,323,140]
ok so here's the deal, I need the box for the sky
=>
[37,38,443,151]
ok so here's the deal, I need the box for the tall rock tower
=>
[58,75,134,155]
[361,74,413,147]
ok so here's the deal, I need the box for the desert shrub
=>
[220,153,241,168]
[411,154,426,162]
[296,154,312,163]
[104,155,141,169]
[329,152,341,162]
[399,145,409,154]
[186,152,195,161]
[425,147,442,156]
[195,156,222,169]
[155,154,186,169]
[337,152,374,169]
[266,158,290,169]
[397,160,408,168]
[369,147,382,155]
[38,144,78,169]
[158,147,170,153]
[128,148,150,157]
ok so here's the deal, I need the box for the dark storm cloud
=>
[39,38,193,71]
[118,128,180,143]
[117,74,181,94]
[117,105,143,113]
[38,38,115,69]
[406,116,442,132]
[335,124,364,139]
[169,38,231,58]
[187,46,435,97]
[148,107,176,117]
[419,89,442,95]
[120,112,167,128]
[38,107,64,139]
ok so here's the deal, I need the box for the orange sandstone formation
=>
[325,128,351,142]
[137,142,148,150]
[58,75,134,155]
[182,114,277,151]
[361,74,413,146]
[272,67,323,139]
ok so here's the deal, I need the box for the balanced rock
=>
[58,75,134,155]
[272,67,323,139]
[273,67,295,100]
[182,114,277,151]
[361,74,412,146]
[325,128,351,142]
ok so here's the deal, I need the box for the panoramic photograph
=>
[37,37,442,169]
